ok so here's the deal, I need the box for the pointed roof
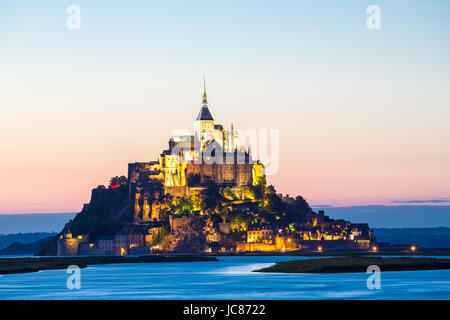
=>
[196,106,214,121]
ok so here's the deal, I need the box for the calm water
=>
[0,256,449,300]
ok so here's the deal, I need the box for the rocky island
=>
[38,78,376,257]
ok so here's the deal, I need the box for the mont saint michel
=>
[1,0,449,305]
[39,79,376,257]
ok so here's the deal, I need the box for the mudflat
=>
[0,255,218,275]
[253,256,450,273]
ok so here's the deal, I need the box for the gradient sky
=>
[1,0,449,213]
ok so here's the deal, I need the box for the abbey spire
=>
[196,74,214,121]
[202,73,208,106]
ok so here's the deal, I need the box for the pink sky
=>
[1,83,449,214]
[1,1,449,213]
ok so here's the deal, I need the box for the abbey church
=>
[128,77,265,222]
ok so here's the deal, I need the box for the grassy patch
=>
[253,256,450,273]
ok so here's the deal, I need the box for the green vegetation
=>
[221,187,256,201]
[173,197,194,215]
[222,188,237,200]
[147,181,313,229]
[253,175,266,188]
[225,210,254,225]
[187,173,201,187]
[254,256,450,273]
[202,182,222,210]
[153,226,171,248]
[36,171,347,256]
[0,256,219,275]
[109,175,128,187]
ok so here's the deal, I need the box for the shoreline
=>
[2,252,450,276]
[253,256,450,273]
[0,255,218,275]
[205,247,450,257]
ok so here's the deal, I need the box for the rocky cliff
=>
[37,185,131,256]
[165,216,220,252]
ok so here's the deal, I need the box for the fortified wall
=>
[57,232,89,256]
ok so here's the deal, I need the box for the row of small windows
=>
[249,231,273,235]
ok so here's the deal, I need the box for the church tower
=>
[194,75,215,147]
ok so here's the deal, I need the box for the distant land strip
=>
[0,255,218,275]
[253,256,450,273]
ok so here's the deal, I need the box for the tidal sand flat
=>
[0,255,218,275]
[254,256,450,273]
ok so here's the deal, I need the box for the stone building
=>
[247,226,274,243]
[128,77,266,223]
[57,228,89,256]
[97,236,115,254]
[57,224,159,256]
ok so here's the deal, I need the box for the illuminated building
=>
[56,227,89,256]
[129,77,266,223]
[247,226,274,243]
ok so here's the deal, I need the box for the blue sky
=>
[0,0,449,213]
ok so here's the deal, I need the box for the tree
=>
[173,197,194,215]
[201,181,222,210]
[109,176,127,187]
[241,187,256,200]
[227,209,254,225]
[222,188,236,200]
[189,190,204,211]
[251,185,264,200]
[187,173,201,187]
[209,213,223,225]
[254,175,266,188]
[264,185,284,212]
